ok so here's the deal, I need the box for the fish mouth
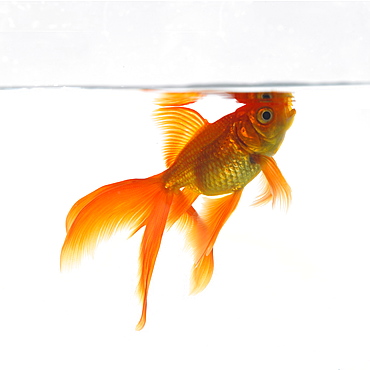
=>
[287,94,296,117]
[285,108,296,130]
[281,93,295,119]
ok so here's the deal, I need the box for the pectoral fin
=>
[252,155,291,211]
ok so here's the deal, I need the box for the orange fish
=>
[60,91,296,330]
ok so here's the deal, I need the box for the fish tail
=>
[135,186,174,330]
[61,174,165,269]
[61,173,200,330]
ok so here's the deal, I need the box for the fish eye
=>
[260,93,272,99]
[257,108,273,124]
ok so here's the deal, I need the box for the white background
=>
[1,2,370,370]
[1,1,370,86]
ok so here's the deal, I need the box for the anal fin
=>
[187,190,244,294]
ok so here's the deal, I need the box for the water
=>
[1,85,370,368]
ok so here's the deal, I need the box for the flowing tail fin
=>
[135,187,173,330]
[61,173,194,330]
[61,174,167,269]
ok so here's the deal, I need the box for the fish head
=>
[234,92,296,156]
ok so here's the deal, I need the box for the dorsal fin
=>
[155,92,203,106]
[153,107,208,167]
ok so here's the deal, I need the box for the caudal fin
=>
[61,173,203,330]
[61,174,166,269]
[135,187,174,330]
[61,173,175,330]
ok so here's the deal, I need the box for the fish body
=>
[162,108,261,196]
[61,92,296,330]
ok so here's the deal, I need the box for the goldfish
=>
[60,91,296,330]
